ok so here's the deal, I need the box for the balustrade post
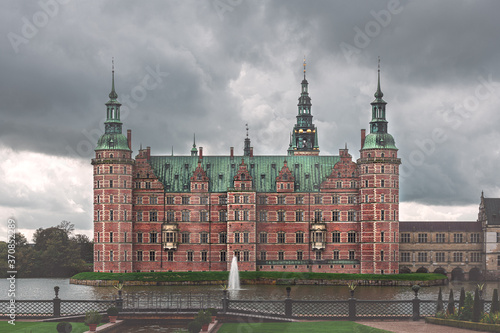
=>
[285,287,292,318]
[348,294,356,321]
[53,286,61,318]
[222,290,228,314]
[412,285,421,321]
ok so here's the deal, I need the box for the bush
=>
[481,312,500,324]
[107,306,119,316]
[196,310,212,325]
[84,310,102,325]
[56,322,72,333]
[207,308,218,316]
[457,292,473,321]
[187,320,202,333]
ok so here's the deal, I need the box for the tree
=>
[492,289,499,314]
[447,289,455,315]
[71,234,93,263]
[472,288,483,322]
[458,287,465,315]
[436,287,443,314]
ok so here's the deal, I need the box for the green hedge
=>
[71,271,446,283]
[426,317,500,332]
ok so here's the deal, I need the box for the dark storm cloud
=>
[1,0,500,227]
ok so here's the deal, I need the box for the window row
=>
[400,233,481,243]
[400,252,482,263]
[96,165,130,174]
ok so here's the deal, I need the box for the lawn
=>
[217,321,390,333]
[0,321,98,333]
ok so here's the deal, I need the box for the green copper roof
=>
[95,133,131,151]
[149,155,340,193]
[362,133,397,150]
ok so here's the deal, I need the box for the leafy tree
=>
[71,234,93,263]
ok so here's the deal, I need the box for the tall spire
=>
[374,56,383,99]
[191,133,198,156]
[244,123,251,156]
[303,56,306,80]
[109,57,118,100]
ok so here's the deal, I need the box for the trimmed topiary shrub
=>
[472,288,483,322]
[56,322,72,333]
[458,287,465,315]
[436,287,443,314]
[492,289,499,314]
[447,289,455,315]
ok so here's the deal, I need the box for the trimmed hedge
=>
[426,317,500,332]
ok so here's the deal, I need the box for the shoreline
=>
[70,277,447,287]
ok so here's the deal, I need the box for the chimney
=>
[199,147,203,159]
[127,129,132,150]
[361,129,366,149]
[230,147,234,159]
[250,147,253,157]
[146,146,151,160]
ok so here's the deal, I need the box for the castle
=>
[92,60,400,275]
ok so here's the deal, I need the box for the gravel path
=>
[359,319,485,333]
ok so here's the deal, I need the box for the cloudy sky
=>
[1,0,500,242]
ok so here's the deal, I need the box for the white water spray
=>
[228,256,240,290]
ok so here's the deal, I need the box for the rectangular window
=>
[278,196,285,204]
[137,211,142,222]
[259,233,267,243]
[296,196,303,204]
[219,196,227,205]
[277,232,286,244]
[471,233,480,243]
[219,233,227,244]
[453,233,463,243]
[200,233,208,244]
[182,211,190,222]
[150,211,157,222]
[109,232,113,243]
[348,196,355,204]
[200,211,208,222]
[137,251,143,261]
[381,232,385,242]
[234,232,240,243]
[109,250,113,261]
[220,251,227,262]
[332,232,341,243]
[400,233,410,243]
[164,232,175,243]
[187,251,193,262]
[150,196,157,204]
[278,251,285,261]
[167,251,174,261]
[296,211,303,222]
[181,233,190,243]
[137,233,143,243]
[349,250,355,260]
[260,251,266,261]
[242,211,249,221]
[295,232,304,243]
[332,250,339,260]
[314,196,322,204]
[332,211,339,221]
[278,211,285,222]
[124,250,127,261]
[149,251,156,261]
[182,196,189,205]
[201,251,208,262]
[348,211,356,221]
[259,196,267,205]
[201,196,208,205]
[470,253,481,262]
[401,252,411,262]
[435,252,445,262]
[417,252,427,262]
[219,210,227,222]
[315,251,322,260]
[497,255,500,266]
[314,211,322,222]
[418,233,428,243]
[348,232,356,243]
[436,233,445,243]
[453,252,463,262]
[243,232,249,243]
[380,210,385,220]
[166,196,174,204]
[150,233,157,243]
[260,211,267,221]
[380,251,384,261]
[332,195,338,204]
[243,251,249,262]
[166,211,174,222]
[297,251,303,260]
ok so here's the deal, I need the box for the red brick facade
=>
[93,66,400,274]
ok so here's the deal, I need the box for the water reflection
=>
[3,278,500,302]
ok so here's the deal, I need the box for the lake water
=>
[2,278,500,301]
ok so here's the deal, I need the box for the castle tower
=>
[289,58,319,155]
[358,61,401,274]
[92,61,134,273]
